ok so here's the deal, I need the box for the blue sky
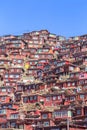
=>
[0,0,87,37]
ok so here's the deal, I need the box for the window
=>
[61,111,67,116]
[42,114,48,119]
[80,74,84,77]
[54,111,67,117]
[5,74,8,78]
[62,128,66,130]
[76,73,79,77]
[1,97,6,101]
[2,88,6,92]
[68,83,70,86]
[51,129,60,130]
[0,61,4,65]
[58,96,61,100]
[32,85,35,89]
[0,69,4,72]
[17,86,22,91]
[7,88,11,92]
[1,48,5,51]
[85,109,87,115]
[28,70,32,74]
[1,124,5,128]
[79,80,84,85]
[10,122,16,128]
[14,43,20,47]
[23,97,28,103]
[16,69,20,72]
[80,95,84,99]
[12,83,15,86]
[56,69,59,73]
[72,82,75,86]
[33,96,37,100]
[0,109,6,114]
[8,104,12,108]
[14,75,19,78]
[13,59,16,63]
[53,96,56,100]
[77,109,81,115]
[44,121,49,126]
[10,114,19,119]
[54,111,61,117]
[35,55,39,58]
[46,96,50,101]
[9,75,14,78]
[2,105,6,108]
[10,69,14,72]
[34,41,38,44]
[83,85,87,89]
[69,66,74,71]
[8,62,10,65]
[18,60,22,64]
[85,58,87,62]
[30,96,33,101]
[30,62,32,65]
[70,96,75,101]
[13,53,17,56]
[37,49,42,53]
[85,80,87,83]
[3,115,6,119]
[19,125,24,129]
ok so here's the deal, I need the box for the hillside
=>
[0,30,86,130]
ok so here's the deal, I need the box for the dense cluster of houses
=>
[0,30,86,130]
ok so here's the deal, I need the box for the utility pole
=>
[67,118,69,130]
